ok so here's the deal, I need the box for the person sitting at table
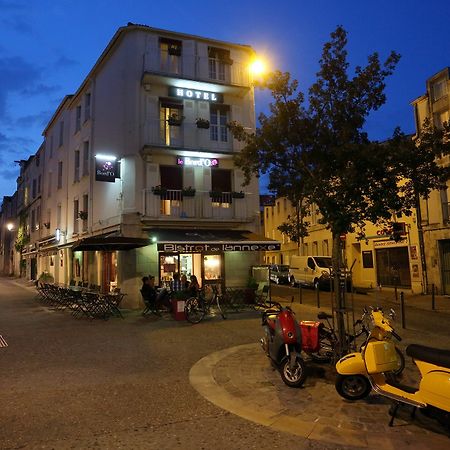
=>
[187,275,200,297]
[140,276,157,313]
[181,274,189,290]
[170,272,183,292]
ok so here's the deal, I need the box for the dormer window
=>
[160,38,182,74]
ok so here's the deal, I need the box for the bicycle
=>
[184,285,229,324]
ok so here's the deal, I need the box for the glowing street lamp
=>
[6,223,14,231]
[250,59,266,77]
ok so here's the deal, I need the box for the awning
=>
[72,236,150,252]
[149,229,280,252]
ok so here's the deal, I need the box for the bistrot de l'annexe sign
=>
[157,242,281,252]
[169,86,223,103]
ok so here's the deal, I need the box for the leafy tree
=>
[229,26,450,352]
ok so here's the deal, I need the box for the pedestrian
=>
[170,272,183,292]
[181,274,189,289]
[188,274,200,296]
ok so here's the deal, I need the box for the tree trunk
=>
[415,194,428,294]
[332,232,347,355]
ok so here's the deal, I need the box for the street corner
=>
[189,343,450,449]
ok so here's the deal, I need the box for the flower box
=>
[78,211,88,220]
[182,187,196,197]
[152,186,167,196]
[196,118,210,129]
[209,191,223,199]
[231,191,245,199]
[168,116,183,126]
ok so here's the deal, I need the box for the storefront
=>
[150,229,280,288]
[374,241,412,288]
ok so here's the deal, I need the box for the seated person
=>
[187,275,200,297]
[140,276,157,309]
[181,274,189,290]
[170,272,184,292]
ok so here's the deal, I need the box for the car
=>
[269,264,290,284]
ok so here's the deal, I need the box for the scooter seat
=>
[406,344,450,369]
[318,311,333,320]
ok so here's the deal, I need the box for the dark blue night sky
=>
[1,0,449,198]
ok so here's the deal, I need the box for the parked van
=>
[289,255,332,289]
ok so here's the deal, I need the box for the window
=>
[36,205,40,230]
[57,161,63,189]
[57,203,62,228]
[47,172,52,198]
[83,141,89,175]
[307,257,315,270]
[74,150,80,182]
[84,93,91,121]
[312,241,318,255]
[160,38,181,74]
[48,135,54,159]
[32,179,37,199]
[75,105,81,132]
[31,209,36,232]
[159,166,183,215]
[434,110,449,130]
[322,239,329,256]
[208,47,231,82]
[59,121,64,147]
[362,251,374,269]
[73,199,79,234]
[38,175,41,194]
[432,79,447,102]
[210,106,228,142]
[82,194,88,232]
[211,169,231,192]
[160,101,183,146]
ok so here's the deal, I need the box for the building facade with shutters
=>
[0,23,279,308]
[412,67,450,294]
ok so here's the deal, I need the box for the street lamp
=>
[6,223,14,231]
[250,58,266,77]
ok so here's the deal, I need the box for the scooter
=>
[335,308,450,429]
[260,301,307,387]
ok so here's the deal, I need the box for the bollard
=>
[400,292,405,329]
[316,286,320,309]
[431,284,435,311]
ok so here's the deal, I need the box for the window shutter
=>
[145,35,159,72]
[182,40,195,78]
[440,188,449,222]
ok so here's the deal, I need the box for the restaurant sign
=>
[169,86,223,103]
[95,154,120,182]
[158,243,281,253]
[176,156,219,167]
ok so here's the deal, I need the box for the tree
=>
[229,26,450,352]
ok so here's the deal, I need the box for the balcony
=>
[146,53,250,87]
[142,189,254,222]
[143,119,235,152]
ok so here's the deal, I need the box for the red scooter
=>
[260,302,307,387]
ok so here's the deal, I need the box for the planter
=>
[168,117,182,126]
[182,188,196,197]
[232,191,245,199]
[196,119,210,129]
[151,186,167,197]
[78,212,88,220]
[209,191,223,199]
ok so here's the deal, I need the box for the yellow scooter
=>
[335,309,450,429]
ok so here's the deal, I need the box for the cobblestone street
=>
[1,278,449,449]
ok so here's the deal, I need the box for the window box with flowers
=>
[43,222,51,229]
[195,118,210,129]
[151,185,167,197]
[167,115,183,126]
[209,190,223,200]
[231,191,245,199]
[182,187,196,197]
[78,211,88,220]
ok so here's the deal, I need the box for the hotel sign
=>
[177,156,219,167]
[169,86,223,103]
[158,243,281,253]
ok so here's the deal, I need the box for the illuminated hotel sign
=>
[95,154,120,182]
[169,86,223,103]
[177,156,219,168]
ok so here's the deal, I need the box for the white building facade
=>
[7,24,278,307]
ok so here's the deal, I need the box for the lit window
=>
[210,107,228,142]
[208,47,232,82]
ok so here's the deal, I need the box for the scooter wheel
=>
[279,357,307,388]
[335,374,371,400]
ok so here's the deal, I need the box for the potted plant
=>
[168,44,181,56]
[168,114,183,126]
[151,185,167,196]
[182,187,196,197]
[244,276,258,304]
[209,190,223,200]
[231,191,245,199]
[196,118,210,129]
[78,211,88,220]
[43,222,51,229]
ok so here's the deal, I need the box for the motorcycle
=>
[335,308,450,429]
[260,302,307,387]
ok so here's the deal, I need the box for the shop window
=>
[204,255,221,280]
[362,251,374,268]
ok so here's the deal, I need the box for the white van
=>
[289,255,332,289]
